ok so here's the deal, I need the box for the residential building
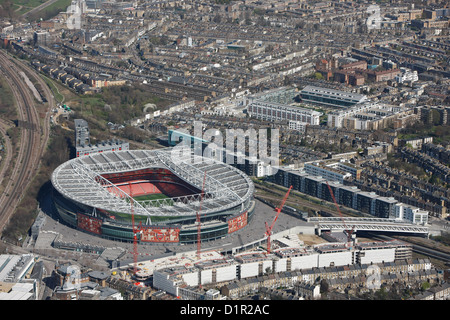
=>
[304,162,352,184]
[288,120,307,132]
[295,282,320,299]
[394,203,429,225]
[356,192,379,215]
[74,119,129,157]
[395,68,419,84]
[375,197,398,219]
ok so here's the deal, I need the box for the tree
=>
[0,0,16,19]
[430,109,441,126]
[295,21,305,29]
[421,281,430,291]
[213,14,222,24]
[320,279,329,294]
[375,287,388,300]
[264,44,274,53]
[314,72,324,80]
[256,16,268,27]
[429,174,441,185]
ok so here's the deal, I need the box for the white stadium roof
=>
[51,147,254,221]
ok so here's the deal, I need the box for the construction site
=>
[105,185,421,300]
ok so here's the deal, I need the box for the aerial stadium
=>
[50,147,255,244]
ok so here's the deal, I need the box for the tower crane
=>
[197,171,207,259]
[265,185,292,254]
[325,181,354,247]
[128,182,142,277]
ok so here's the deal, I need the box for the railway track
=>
[254,184,343,217]
[367,234,450,264]
[8,55,54,160]
[0,50,49,235]
[0,118,14,186]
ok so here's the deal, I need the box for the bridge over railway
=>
[307,217,429,236]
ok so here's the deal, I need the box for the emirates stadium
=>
[50,147,255,244]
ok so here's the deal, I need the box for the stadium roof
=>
[51,147,254,221]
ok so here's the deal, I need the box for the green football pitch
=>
[133,193,169,202]
[126,193,174,206]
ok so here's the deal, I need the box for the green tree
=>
[421,282,430,291]
[320,279,329,294]
[0,0,16,19]
[375,287,388,300]
[430,109,441,126]
[314,72,324,80]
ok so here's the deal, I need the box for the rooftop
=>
[301,85,368,103]
[51,147,253,217]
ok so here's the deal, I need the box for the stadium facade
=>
[50,147,255,244]
[299,85,368,108]
[245,86,322,125]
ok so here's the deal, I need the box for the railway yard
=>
[0,49,56,236]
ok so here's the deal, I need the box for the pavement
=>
[427,216,450,237]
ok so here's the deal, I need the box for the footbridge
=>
[307,217,429,236]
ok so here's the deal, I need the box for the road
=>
[22,0,61,18]
[0,49,53,237]
[253,183,353,218]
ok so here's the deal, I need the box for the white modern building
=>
[328,102,414,130]
[153,267,187,297]
[255,161,275,178]
[327,102,402,129]
[394,203,429,225]
[288,120,308,132]
[0,254,37,300]
[304,162,352,184]
[315,243,354,267]
[247,99,321,125]
[275,247,319,272]
[0,254,35,283]
[395,68,419,84]
[355,243,396,265]
[327,102,376,128]
[150,233,414,299]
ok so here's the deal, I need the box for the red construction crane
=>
[325,181,354,246]
[128,182,141,276]
[197,171,207,259]
[265,185,292,254]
